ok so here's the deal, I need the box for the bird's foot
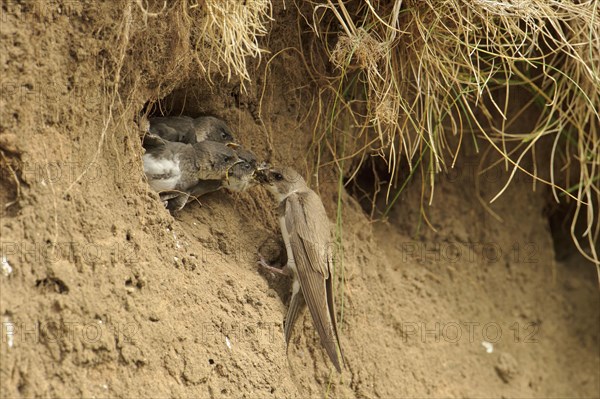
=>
[186,195,204,208]
[257,254,290,276]
[166,193,190,212]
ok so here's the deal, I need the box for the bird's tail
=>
[301,272,344,373]
[284,289,305,349]
[326,275,344,372]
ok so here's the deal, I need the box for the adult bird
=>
[257,167,343,372]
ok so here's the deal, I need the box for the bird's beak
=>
[225,159,244,182]
[254,169,270,184]
[226,159,243,170]
[224,167,231,184]
[226,142,240,149]
[256,161,271,171]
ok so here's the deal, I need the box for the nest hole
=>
[35,277,69,294]
[345,155,412,217]
[546,197,598,265]
[141,78,241,120]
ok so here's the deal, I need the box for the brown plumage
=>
[148,115,236,144]
[258,167,343,372]
[185,146,264,199]
[142,134,239,211]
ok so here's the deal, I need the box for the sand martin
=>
[257,167,343,372]
[142,134,239,211]
[184,147,268,200]
[223,147,263,192]
[148,115,236,144]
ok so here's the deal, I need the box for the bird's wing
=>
[149,122,179,141]
[149,117,197,142]
[187,180,223,198]
[285,191,342,372]
[286,191,330,275]
[149,116,193,129]
[325,247,344,366]
[150,123,197,144]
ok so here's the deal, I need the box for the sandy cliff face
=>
[0,1,598,398]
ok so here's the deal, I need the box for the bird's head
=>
[198,116,237,145]
[235,147,259,169]
[224,148,273,192]
[195,141,239,179]
[225,160,257,192]
[258,167,306,202]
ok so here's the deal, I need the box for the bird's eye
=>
[273,173,284,181]
[223,156,231,163]
[221,131,229,139]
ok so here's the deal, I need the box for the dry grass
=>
[67,0,274,199]
[129,0,272,97]
[195,0,272,89]
[101,1,597,271]
[296,0,599,272]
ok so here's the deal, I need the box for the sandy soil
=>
[1,1,598,398]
